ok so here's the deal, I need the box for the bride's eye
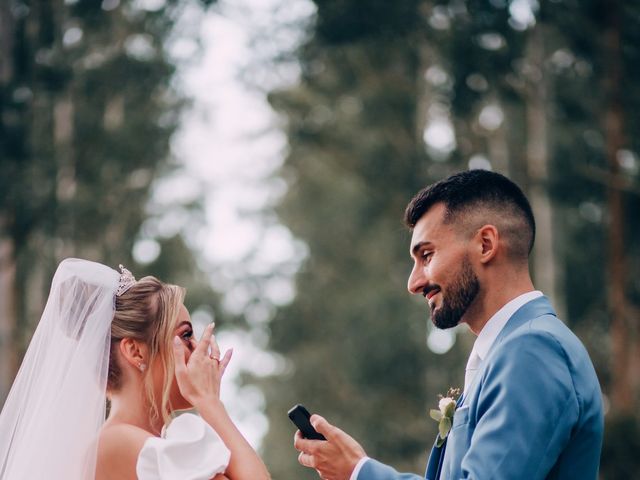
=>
[181,329,193,340]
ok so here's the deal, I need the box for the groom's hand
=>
[294,414,366,480]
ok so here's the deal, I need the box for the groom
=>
[294,170,604,479]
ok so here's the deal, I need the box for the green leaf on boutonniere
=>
[443,401,456,417]
[430,409,443,422]
[439,416,452,439]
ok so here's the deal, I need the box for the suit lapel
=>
[461,296,556,405]
[425,439,444,480]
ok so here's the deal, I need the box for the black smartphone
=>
[288,404,326,441]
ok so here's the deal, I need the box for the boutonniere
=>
[429,387,461,447]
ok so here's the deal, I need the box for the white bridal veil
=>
[0,258,119,479]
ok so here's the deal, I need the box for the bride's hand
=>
[172,323,232,408]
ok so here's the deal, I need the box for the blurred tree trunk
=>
[54,90,76,259]
[0,238,17,406]
[524,22,564,318]
[0,0,17,403]
[0,1,13,85]
[603,0,632,413]
[487,95,509,175]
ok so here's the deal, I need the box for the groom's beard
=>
[431,256,479,330]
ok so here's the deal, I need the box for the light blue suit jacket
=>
[357,296,604,480]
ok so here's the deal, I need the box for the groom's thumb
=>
[310,414,339,442]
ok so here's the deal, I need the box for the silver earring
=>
[139,363,147,372]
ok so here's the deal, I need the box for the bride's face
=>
[167,305,196,409]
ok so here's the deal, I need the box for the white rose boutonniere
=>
[429,387,461,447]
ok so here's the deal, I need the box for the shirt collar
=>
[469,290,543,365]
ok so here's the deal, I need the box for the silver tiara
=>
[116,264,136,297]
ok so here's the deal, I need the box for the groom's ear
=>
[119,338,148,368]
[475,224,499,265]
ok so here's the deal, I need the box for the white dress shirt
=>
[350,290,543,480]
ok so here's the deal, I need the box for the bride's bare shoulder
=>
[96,423,153,480]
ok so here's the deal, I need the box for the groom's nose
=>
[407,263,427,295]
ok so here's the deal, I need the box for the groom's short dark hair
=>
[404,169,536,261]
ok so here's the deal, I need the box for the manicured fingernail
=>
[210,322,215,329]
[173,336,181,345]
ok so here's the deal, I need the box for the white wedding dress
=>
[136,413,230,480]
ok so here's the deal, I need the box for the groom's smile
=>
[425,288,440,309]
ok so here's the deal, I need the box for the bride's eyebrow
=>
[176,321,192,329]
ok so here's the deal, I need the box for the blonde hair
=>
[108,276,185,426]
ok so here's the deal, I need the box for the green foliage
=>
[0,0,217,380]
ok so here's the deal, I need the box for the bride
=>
[0,258,270,480]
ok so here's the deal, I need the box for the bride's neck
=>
[106,385,163,435]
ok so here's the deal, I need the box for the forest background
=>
[1,0,639,478]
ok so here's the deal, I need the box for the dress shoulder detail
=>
[136,413,230,480]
